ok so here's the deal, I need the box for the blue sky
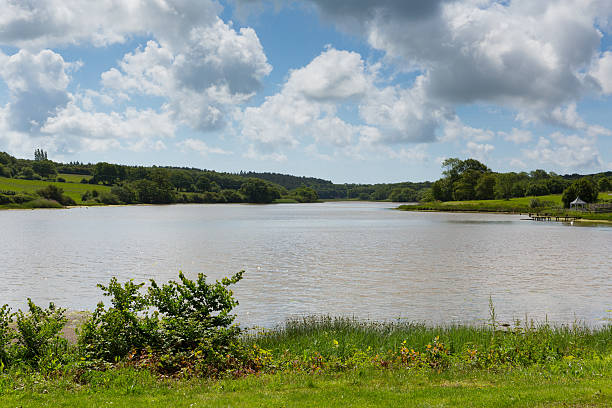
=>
[0,0,611,183]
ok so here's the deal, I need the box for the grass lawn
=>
[2,366,611,407]
[0,176,109,204]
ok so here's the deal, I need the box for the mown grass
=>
[2,365,611,407]
[0,176,110,205]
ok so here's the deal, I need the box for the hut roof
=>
[570,197,586,205]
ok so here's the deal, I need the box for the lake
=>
[1,202,610,327]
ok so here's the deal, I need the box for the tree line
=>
[428,158,610,207]
[0,150,317,205]
[1,150,610,207]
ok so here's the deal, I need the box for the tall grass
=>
[246,316,612,367]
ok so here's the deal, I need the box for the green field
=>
[0,176,110,205]
[398,192,612,221]
[57,173,92,183]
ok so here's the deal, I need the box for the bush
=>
[110,186,136,204]
[220,189,245,203]
[37,185,76,206]
[148,271,243,352]
[78,279,160,362]
[78,271,247,374]
[11,193,35,204]
[0,163,12,178]
[96,192,121,205]
[13,299,68,368]
[26,198,64,208]
[0,304,13,366]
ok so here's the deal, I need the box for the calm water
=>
[1,202,610,327]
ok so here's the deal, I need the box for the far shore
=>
[394,207,612,224]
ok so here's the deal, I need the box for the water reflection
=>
[0,202,610,327]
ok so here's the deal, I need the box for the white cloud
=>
[590,51,612,94]
[0,48,179,156]
[540,103,612,137]
[102,18,271,131]
[239,48,365,157]
[523,133,604,171]
[442,117,495,142]
[101,41,174,97]
[465,141,494,161]
[40,102,176,153]
[386,144,429,161]
[509,158,527,168]
[239,47,449,159]
[308,0,611,124]
[358,76,450,144]
[243,145,288,162]
[0,1,273,157]
[177,138,231,156]
[285,48,368,101]
[0,0,221,50]
[500,128,533,144]
[0,49,73,132]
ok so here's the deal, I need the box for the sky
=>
[0,0,611,183]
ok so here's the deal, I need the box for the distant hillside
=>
[238,171,333,190]
[2,150,610,207]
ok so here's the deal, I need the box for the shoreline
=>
[396,206,612,224]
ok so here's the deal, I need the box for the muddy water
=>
[1,202,610,327]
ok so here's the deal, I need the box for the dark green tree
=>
[170,171,192,192]
[0,164,11,178]
[195,175,212,192]
[529,169,549,180]
[546,176,568,194]
[475,173,496,200]
[494,173,517,199]
[389,187,417,202]
[110,185,136,204]
[452,169,481,201]
[93,162,119,185]
[34,149,48,161]
[431,178,453,201]
[562,178,599,208]
[291,186,319,203]
[240,179,281,203]
[525,181,550,197]
[32,160,56,178]
[598,177,611,192]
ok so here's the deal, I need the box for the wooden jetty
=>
[527,213,581,222]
